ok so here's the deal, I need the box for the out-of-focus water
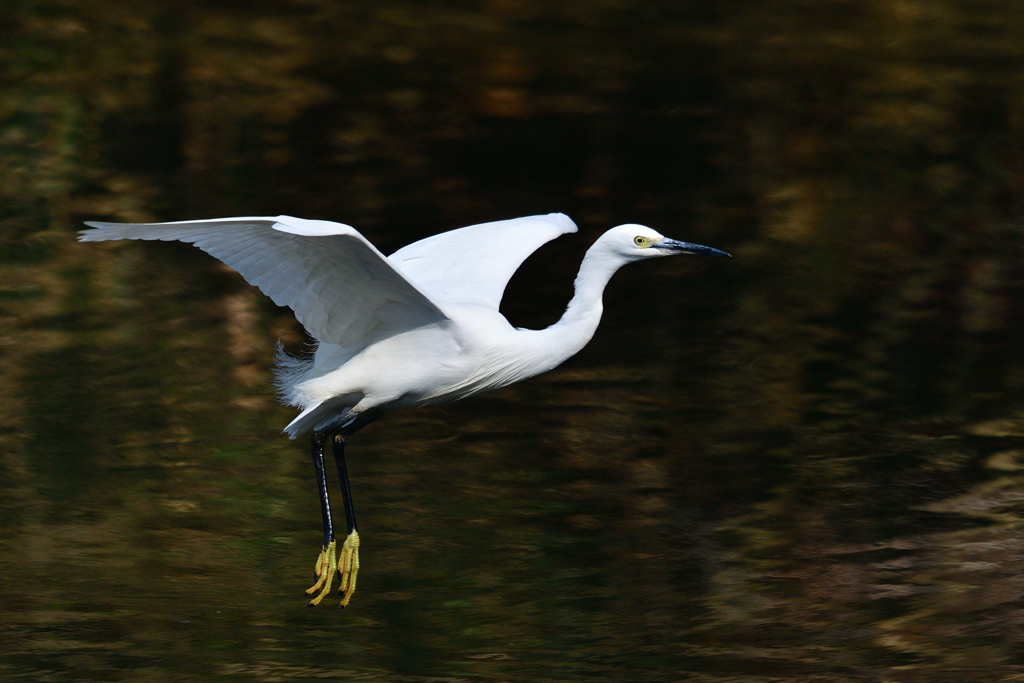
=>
[3,2,1024,681]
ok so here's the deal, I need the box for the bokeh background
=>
[3,1,1024,681]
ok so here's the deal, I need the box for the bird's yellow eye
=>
[634,236,646,246]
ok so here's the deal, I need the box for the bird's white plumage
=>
[389,213,577,309]
[79,216,448,346]
[80,213,727,438]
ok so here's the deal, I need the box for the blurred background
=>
[3,1,1024,681]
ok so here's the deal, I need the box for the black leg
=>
[331,431,362,607]
[306,428,343,605]
[307,413,376,607]
[312,429,335,548]
[333,434,357,536]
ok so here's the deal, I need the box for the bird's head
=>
[599,224,731,262]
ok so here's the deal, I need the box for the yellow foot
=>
[337,530,360,608]
[305,539,338,606]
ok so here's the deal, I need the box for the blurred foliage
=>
[2,0,1024,681]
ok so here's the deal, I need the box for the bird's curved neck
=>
[540,241,622,359]
[564,248,618,323]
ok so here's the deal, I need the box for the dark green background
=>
[3,1,1024,680]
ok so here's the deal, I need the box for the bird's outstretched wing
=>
[387,213,578,310]
[79,216,449,344]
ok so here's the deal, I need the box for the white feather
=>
[80,216,448,345]
[388,213,576,309]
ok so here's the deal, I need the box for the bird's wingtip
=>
[547,212,578,234]
[78,223,106,242]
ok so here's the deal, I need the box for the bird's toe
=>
[306,540,338,605]
[337,530,360,608]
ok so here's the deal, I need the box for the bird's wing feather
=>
[79,216,449,343]
[387,213,577,310]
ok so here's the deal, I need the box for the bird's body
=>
[291,302,569,420]
[284,270,600,435]
[79,212,729,607]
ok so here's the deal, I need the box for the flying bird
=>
[79,213,729,607]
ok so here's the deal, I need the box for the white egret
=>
[79,213,729,607]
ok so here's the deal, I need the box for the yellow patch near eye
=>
[634,236,647,246]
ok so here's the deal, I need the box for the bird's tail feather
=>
[282,395,366,439]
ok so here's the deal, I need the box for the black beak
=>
[656,239,731,257]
